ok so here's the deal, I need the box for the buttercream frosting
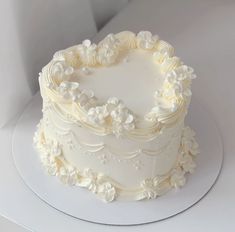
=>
[35,31,199,202]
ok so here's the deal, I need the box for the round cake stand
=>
[12,94,223,226]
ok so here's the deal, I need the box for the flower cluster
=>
[37,137,62,176]
[58,81,80,100]
[34,122,199,202]
[58,166,79,186]
[49,140,62,157]
[79,168,99,193]
[97,34,120,66]
[181,127,199,156]
[138,126,199,199]
[152,41,174,64]
[78,168,117,202]
[58,81,94,107]
[169,167,186,188]
[99,182,116,202]
[163,65,196,100]
[87,97,135,137]
[40,155,59,176]
[40,143,78,186]
[147,65,196,116]
[77,39,97,66]
[34,131,118,202]
[136,31,159,50]
[153,49,171,64]
[178,152,196,174]
[77,34,120,67]
[51,61,74,83]
[87,105,109,125]
[139,176,170,200]
[175,127,198,174]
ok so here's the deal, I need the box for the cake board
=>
[11,93,223,226]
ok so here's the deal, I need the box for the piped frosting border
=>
[39,31,196,139]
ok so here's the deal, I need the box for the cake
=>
[34,31,199,202]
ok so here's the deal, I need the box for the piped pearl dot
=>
[82,39,91,47]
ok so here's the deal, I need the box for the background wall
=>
[90,0,128,29]
[2,0,126,127]
[0,0,128,127]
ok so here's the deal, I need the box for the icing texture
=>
[35,31,199,202]
[34,122,199,202]
[39,31,196,139]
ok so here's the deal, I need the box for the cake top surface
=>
[80,49,163,117]
[39,31,196,139]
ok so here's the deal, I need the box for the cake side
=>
[34,31,199,202]
[34,120,198,202]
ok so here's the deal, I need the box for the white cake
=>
[34,31,199,202]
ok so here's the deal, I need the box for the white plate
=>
[12,94,223,226]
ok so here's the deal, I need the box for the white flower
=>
[79,168,98,193]
[50,140,62,157]
[153,49,170,63]
[58,81,94,107]
[181,127,199,156]
[100,34,120,50]
[174,65,196,81]
[140,178,158,199]
[157,64,196,108]
[41,155,58,176]
[145,110,158,122]
[136,31,158,50]
[87,97,135,136]
[51,61,74,82]
[99,182,116,202]
[179,153,196,173]
[58,166,78,186]
[140,176,169,200]
[149,64,196,117]
[97,46,117,65]
[38,139,62,176]
[97,34,120,66]
[87,105,109,125]
[165,73,185,98]
[77,39,97,65]
[110,103,135,137]
[58,81,80,100]
[78,89,95,107]
[170,168,186,188]
[110,103,126,123]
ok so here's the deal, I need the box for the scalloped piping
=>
[34,121,199,202]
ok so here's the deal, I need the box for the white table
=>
[1,0,235,231]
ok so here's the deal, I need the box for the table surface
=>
[1,0,235,231]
